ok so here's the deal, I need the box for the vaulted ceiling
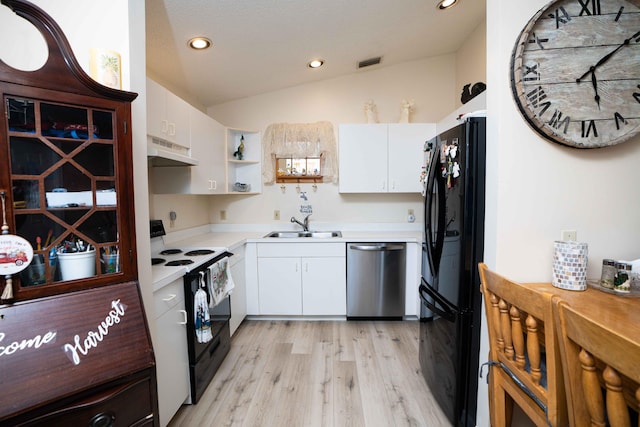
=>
[146,0,486,107]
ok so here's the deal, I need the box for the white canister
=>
[552,241,588,291]
[57,249,96,281]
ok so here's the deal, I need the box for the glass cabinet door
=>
[6,96,122,289]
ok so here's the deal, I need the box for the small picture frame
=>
[89,48,122,89]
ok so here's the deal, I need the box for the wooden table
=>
[523,282,640,422]
[525,282,640,345]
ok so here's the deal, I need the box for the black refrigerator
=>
[418,116,485,427]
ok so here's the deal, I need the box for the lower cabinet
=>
[153,279,190,427]
[256,243,346,315]
[301,257,347,315]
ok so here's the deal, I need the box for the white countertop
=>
[151,225,422,290]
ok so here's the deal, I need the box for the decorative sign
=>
[63,299,127,365]
[0,234,33,275]
[0,330,57,357]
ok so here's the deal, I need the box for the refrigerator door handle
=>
[419,279,457,322]
[424,147,446,278]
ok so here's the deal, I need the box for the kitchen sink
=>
[264,231,342,238]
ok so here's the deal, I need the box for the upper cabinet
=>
[339,123,436,193]
[148,80,262,195]
[152,107,227,194]
[146,78,190,148]
[189,108,226,194]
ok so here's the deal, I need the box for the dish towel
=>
[207,256,235,308]
[194,271,213,343]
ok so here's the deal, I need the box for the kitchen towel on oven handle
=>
[207,255,235,308]
[194,271,213,343]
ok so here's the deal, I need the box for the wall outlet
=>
[274,210,280,220]
[561,230,577,241]
[408,209,414,216]
[220,210,226,221]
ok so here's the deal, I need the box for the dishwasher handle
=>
[349,243,405,251]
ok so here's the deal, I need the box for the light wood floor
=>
[168,320,451,427]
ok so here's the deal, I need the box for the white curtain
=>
[262,121,338,184]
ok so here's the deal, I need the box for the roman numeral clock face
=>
[511,0,640,148]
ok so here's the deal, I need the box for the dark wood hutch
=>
[0,1,157,425]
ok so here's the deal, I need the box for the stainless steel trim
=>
[349,244,405,251]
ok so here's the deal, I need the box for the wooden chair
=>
[553,298,640,427]
[478,263,567,427]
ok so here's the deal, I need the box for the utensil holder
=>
[58,249,96,281]
[102,252,119,274]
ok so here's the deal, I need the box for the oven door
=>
[184,268,231,363]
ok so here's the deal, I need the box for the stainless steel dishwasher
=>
[346,242,406,319]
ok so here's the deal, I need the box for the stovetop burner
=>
[165,259,194,267]
[152,258,165,265]
[160,248,182,255]
[185,249,215,256]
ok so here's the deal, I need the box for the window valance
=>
[262,121,338,184]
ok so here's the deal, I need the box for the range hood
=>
[147,137,199,167]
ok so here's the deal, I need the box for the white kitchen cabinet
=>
[301,257,346,315]
[256,243,346,315]
[147,78,190,147]
[226,128,262,194]
[258,257,302,314]
[153,279,190,427]
[339,123,436,193]
[229,244,247,335]
[188,108,226,193]
[152,108,226,194]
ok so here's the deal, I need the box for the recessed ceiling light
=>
[188,37,212,50]
[437,0,458,10]
[307,59,324,69]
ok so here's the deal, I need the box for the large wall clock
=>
[510,0,640,148]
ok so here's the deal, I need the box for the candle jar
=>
[600,259,616,289]
[614,262,632,293]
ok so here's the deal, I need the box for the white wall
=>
[0,1,131,86]
[477,1,640,426]
[485,1,640,292]
[455,19,487,109]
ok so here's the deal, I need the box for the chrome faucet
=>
[291,214,311,231]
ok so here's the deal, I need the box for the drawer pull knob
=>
[88,412,115,427]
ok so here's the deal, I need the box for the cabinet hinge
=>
[124,121,128,134]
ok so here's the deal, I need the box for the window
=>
[262,121,337,185]
[276,157,322,183]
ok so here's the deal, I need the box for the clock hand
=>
[591,68,600,109]
[577,30,640,82]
